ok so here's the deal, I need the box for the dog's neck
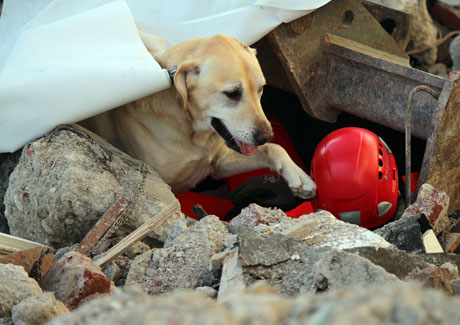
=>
[152,86,217,148]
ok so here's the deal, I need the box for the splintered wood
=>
[0,233,50,256]
[95,200,180,269]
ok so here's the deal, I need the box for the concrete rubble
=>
[0,264,42,318]
[313,250,400,290]
[126,215,233,294]
[402,183,451,235]
[11,292,69,325]
[374,213,425,253]
[2,1,460,322]
[45,282,460,325]
[4,126,185,248]
[408,262,460,295]
[2,198,460,322]
[2,198,459,322]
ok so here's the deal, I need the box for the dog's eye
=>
[224,89,242,101]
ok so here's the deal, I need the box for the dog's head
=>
[160,34,274,155]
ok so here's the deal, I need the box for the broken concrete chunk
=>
[123,250,152,287]
[374,214,424,253]
[223,286,292,325]
[313,250,400,291]
[210,250,232,273]
[126,215,232,294]
[347,246,460,280]
[422,229,444,253]
[195,286,218,299]
[102,262,121,283]
[408,263,460,295]
[218,248,245,299]
[47,280,460,325]
[228,204,289,233]
[287,281,460,324]
[282,210,392,250]
[231,206,392,250]
[238,227,290,267]
[242,243,333,295]
[0,264,42,318]
[163,220,188,247]
[48,286,238,325]
[11,292,69,325]
[230,203,285,226]
[40,251,115,309]
[403,183,451,235]
[5,125,184,248]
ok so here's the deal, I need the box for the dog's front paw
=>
[265,144,316,199]
[280,162,316,199]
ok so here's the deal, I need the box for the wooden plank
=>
[0,233,50,256]
[422,229,444,253]
[95,200,179,269]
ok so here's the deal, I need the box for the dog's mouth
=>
[211,118,258,156]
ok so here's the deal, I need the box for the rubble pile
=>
[4,126,185,247]
[3,0,460,324]
[0,123,459,323]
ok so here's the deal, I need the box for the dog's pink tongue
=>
[236,139,258,156]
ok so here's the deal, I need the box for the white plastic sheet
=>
[0,0,330,152]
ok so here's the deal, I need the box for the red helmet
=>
[310,127,398,228]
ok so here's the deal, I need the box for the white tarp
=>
[0,0,330,153]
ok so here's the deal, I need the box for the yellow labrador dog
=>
[81,34,316,198]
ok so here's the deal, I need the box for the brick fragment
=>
[0,247,55,281]
[40,251,115,309]
[403,183,450,235]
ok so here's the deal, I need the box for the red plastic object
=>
[286,201,315,218]
[310,127,398,228]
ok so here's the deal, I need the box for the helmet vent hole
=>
[379,149,383,156]
[393,169,396,180]
[379,159,383,167]
[379,171,383,180]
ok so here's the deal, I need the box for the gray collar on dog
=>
[168,66,177,85]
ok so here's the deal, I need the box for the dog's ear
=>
[174,61,200,109]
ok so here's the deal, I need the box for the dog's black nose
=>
[254,129,272,145]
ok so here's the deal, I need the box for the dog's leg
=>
[213,143,316,199]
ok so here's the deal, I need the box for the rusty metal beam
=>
[360,0,411,51]
[258,0,445,140]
